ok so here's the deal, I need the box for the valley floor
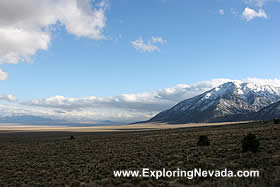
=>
[0,121,250,132]
[0,121,279,186]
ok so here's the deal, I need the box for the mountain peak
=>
[148,81,280,124]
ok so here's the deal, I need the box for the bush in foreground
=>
[197,135,210,146]
[242,133,260,153]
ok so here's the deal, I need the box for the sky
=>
[0,0,280,122]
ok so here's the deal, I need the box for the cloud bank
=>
[2,78,280,122]
[24,79,232,112]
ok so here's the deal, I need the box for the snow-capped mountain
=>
[148,81,280,123]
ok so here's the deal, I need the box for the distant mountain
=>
[0,115,61,124]
[148,82,280,124]
[0,115,124,126]
[254,101,280,120]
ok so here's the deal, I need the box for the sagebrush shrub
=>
[70,135,75,140]
[197,135,210,146]
[242,133,260,153]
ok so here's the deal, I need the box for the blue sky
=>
[0,0,280,122]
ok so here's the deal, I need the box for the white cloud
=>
[131,36,167,53]
[0,27,50,64]
[0,95,17,102]
[0,0,108,65]
[219,9,225,15]
[24,94,171,112]
[0,69,8,80]
[56,0,108,39]
[131,38,160,53]
[242,7,268,21]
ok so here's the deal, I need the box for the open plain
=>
[0,121,280,186]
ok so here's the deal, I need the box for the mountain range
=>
[148,81,280,124]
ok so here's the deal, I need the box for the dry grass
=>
[0,121,279,186]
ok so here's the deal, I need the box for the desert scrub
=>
[70,135,75,140]
[197,135,210,146]
[0,121,279,186]
[242,133,260,153]
[273,119,280,124]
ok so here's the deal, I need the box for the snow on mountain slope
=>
[148,81,280,123]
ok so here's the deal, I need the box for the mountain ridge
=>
[254,100,280,120]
